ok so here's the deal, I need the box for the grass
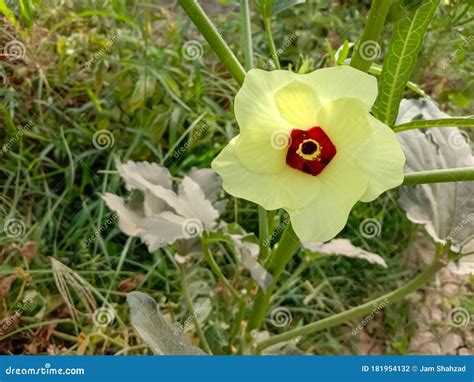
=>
[0,0,472,355]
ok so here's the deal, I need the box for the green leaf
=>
[394,117,474,132]
[373,0,441,126]
[127,291,206,355]
[19,0,33,28]
[335,40,350,65]
[0,0,19,28]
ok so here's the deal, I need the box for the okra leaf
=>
[373,0,441,126]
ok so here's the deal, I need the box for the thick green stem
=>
[256,255,444,352]
[403,167,474,185]
[247,224,300,331]
[394,118,474,132]
[350,0,392,72]
[263,17,281,69]
[178,0,246,85]
[240,0,254,70]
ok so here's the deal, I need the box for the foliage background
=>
[0,0,472,355]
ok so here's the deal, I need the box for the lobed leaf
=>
[397,99,474,254]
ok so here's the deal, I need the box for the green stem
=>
[394,118,474,132]
[247,224,300,331]
[403,167,474,185]
[178,0,246,85]
[263,17,281,69]
[179,267,213,354]
[240,0,254,70]
[229,295,247,351]
[256,255,444,353]
[350,0,392,72]
[202,237,241,300]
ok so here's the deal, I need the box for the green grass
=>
[0,0,472,355]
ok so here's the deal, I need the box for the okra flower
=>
[212,66,405,242]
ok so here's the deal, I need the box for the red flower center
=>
[286,126,337,176]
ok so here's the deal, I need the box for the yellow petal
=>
[306,66,377,109]
[235,69,298,134]
[235,125,289,174]
[233,69,303,174]
[317,98,372,154]
[356,115,406,202]
[212,137,321,210]
[274,80,321,128]
[288,153,369,242]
